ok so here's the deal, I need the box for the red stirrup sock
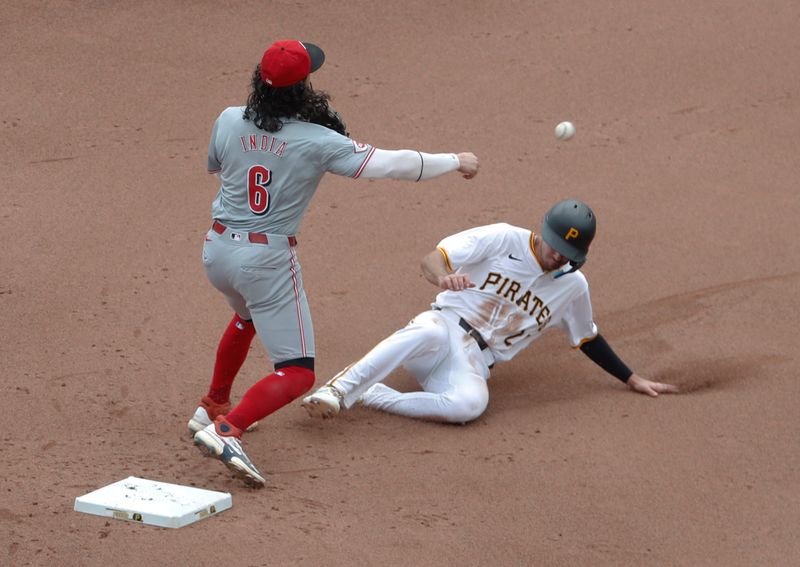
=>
[225,366,315,431]
[206,314,256,405]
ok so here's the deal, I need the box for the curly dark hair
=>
[243,65,349,136]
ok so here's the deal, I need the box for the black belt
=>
[458,318,489,351]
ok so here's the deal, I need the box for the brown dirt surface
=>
[2,1,799,566]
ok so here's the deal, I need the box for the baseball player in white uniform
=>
[191,39,480,487]
[303,200,679,423]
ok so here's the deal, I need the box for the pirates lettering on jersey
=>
[479,272,553,331]
[239,134,287,157]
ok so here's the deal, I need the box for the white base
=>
[74,476,232,528]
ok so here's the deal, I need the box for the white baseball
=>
[554,121,576,141]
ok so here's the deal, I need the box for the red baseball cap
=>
[260,40,325,87]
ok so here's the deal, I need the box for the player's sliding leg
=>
[358,324,489,424]
[358,375,488,424]
[302,310,450,418]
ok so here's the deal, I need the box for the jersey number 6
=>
[247,165,272,216]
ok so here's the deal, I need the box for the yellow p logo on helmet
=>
[541,199,596,270]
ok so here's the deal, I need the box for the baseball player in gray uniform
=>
[190,39,479,487]
[303,200,679,423]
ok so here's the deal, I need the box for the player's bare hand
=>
[456,152,479,179]
[438,272,475,291]
[627,373,680,397]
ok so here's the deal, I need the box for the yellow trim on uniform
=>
[328,362,356,387]
[530,231,544,270]
[572,333,598,349]
[437,247,453,272]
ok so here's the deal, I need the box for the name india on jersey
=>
[239,134,288,157]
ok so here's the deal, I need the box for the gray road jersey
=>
[207,106,374,234]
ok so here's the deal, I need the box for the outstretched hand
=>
[627,373,680,397]
[456,152,479,179]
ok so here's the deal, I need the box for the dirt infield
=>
[2,1,799,565]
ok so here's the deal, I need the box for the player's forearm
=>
[422,249,476,291]
[360,149,459,181]
[421,249,452,287]
[579,334,633,383]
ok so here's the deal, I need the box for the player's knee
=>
[443,386,489,424]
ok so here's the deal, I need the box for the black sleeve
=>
[579,333,633,383]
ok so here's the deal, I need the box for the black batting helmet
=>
[541,199,596,273]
